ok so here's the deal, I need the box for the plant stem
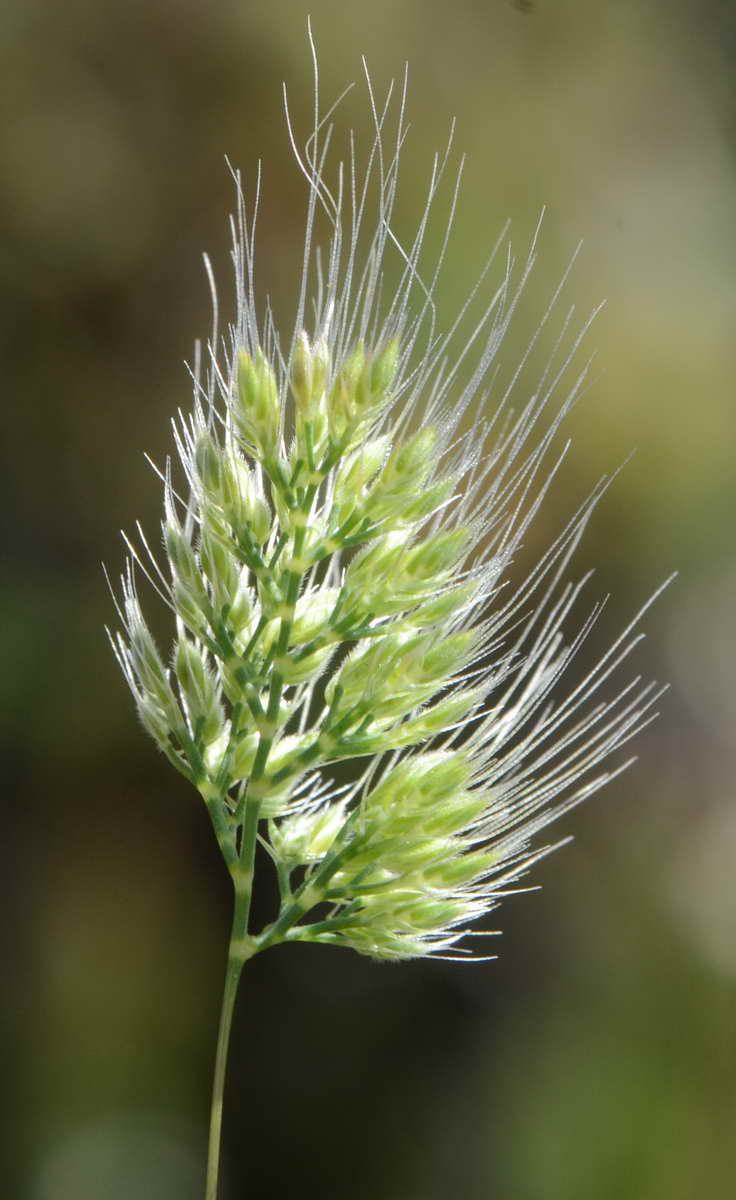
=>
[205,478,318,1198]
[205,890,255,1200]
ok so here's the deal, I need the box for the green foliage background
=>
[2,1,734,1196]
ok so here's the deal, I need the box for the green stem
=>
[205,483,319,1197]
[204,888,255,1200]
[255,836,361,952]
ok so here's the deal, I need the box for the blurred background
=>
[2,0,735,1196]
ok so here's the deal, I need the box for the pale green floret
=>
[236,348,281,458]
[215,452,272,545]
[227,581,256,640]
[346,687,483,753]
[166,529,214,638]
[271,801,347,866]
[229,731,259,779]
[422,852,497,888]
[408,687,484,732]
[165,524,206,600]
[400,898,468,932]
[343,531,409,592]
[289,331,316,415]
[326,339,398,446]
[220,656,246,705]
[203,727,260,782]
[401,582,477,631]
[319,927,431,962]
[266,734,311,776]
[196,434,273,546]
[325,342,365,442]
[203,727,255,778]
[350,339,400,428]
[345,834,456,877]
[402,478,457,526]
[407,631,476,683]
[341,534,414,618]
[289,586,341,645]
[127,618,175,710]
[332,436,390,523]
[125,610,184,746]
[422,798,487,837]
[280,646,335,685]
[362,752,473,816]
[301,749,497,960]
[172,579,208,637]
[324,631,477,737]
[348,754,480,867]
[246,588,338,670]
[137,692,176,749]
[194,431,225,497]
[174,637,224,745]
[344,531,471,622]
[403,529,471,582]
[310,335,331,403]
[367,426,437,521]
[326,885,477,960]
[366,338,400,400]
[199,527,240,610]
[291,331,330,461]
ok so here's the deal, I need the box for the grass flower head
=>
[112,59,666,966]
[109,39,668,1197]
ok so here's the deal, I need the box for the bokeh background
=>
[2,1,735,1196]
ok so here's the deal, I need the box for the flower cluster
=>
[111,66,665,963]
